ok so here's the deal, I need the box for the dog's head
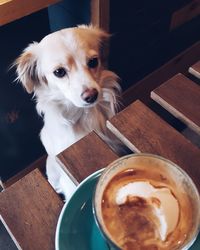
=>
[15,25,111,107]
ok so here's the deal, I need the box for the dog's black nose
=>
[81,88,98,104]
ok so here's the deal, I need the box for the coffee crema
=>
[101,166,194,250]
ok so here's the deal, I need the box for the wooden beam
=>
[0,0,60,26]
[91,0,110,31]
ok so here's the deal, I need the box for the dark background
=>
[0,10,49,182]
[0,0,200,181]
[109,0,200,89]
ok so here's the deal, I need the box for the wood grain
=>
[57,132,118,184]
[0,0,60,25]
[107,100,200,192]
[151,73,200,135]
[0,169,63,250]
[189,60,200,79]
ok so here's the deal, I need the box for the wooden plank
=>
[122,41,200,107]
[189,60,200,79]
[170,0,200,30]
[0,0,60,26]
[151,73,200,135]
[91,0,110,31]
[1,154,47,189]
[57,132,118,184]
[0,169,63,250]
[107,100,200,192]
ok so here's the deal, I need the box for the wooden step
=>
[0,169,63,250]
[107,100,200,192]
[189,60,200,79]
[151,73,200,135]
[57,131,119,184]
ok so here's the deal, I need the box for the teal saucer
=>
[55,169,108,250]
[56,169,200,250]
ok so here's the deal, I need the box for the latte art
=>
[115,181,179,241]
[101,167,195,249]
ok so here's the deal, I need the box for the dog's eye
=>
[53,68,67,78]
[87,57,98,69]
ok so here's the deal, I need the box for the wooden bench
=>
[1,50,200,249]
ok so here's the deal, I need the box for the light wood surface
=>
[151,73,200,135]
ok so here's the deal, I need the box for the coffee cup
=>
[93,153,200,250]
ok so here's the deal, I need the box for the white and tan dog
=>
[15,25,123,200]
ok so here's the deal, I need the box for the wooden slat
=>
[189,60,200,79]
[170,0,200,30]
[57,132,118,184]
[0,169,63,250]
[151,73,200,135]
[107,100,200,192]
[0,0,60,26]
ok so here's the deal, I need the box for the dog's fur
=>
[15,25,123,199]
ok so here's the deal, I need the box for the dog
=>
[15,25,124,200]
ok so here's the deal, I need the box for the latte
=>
[94,154,200,250]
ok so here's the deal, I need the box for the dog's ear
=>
[15,42,40,94]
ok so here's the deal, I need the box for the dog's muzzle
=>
[81,88,98,104]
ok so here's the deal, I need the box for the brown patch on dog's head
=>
[77,25,111,65]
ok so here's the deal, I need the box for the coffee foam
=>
[115,181,179,241]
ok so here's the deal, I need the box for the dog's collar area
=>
[61,108,84,125]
